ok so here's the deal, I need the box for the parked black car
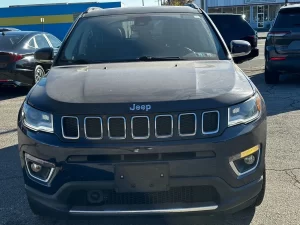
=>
[0,31,61,87]
[265,4,300,84]
[209,13,259,64]
[18,5,266,217]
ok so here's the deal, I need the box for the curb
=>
[258,36,266,40]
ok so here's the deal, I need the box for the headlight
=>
[228,93,262,127]
[22,102,54,133]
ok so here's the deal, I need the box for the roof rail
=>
[84,7,102,13]
[184,3,200,9]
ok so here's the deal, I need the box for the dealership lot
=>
[1,39,300,225]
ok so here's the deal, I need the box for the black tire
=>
[265,67,279,84]
[33,65,45,85]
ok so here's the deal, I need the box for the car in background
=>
[208,13,259,64]
[265,4,300,84]
[0,31,61,87]
[0,27,21,32]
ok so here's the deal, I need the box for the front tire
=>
[265,67,279,84]
[34,65,45,85]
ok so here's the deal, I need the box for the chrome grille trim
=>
[202,111,220,135]
[155,115,173,138]
[61,116,80,140]
[84,117,103,140]
[107,116,126,140]
[178,113,197,137]
[131,116,150,139]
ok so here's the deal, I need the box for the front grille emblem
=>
[129,104,152,111]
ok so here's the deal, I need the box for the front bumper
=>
[19,115,266,216]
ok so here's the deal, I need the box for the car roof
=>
[0,27,19,30]
[1,31,42,35]
[83,6,200,17]
[281,3,300,9]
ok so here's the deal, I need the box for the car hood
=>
[28,60,255,114]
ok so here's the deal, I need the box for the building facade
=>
[206,0,300,29]
[0,2,122,40]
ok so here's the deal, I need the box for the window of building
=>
[264,5,269,21]
[237,7,244,15]
[208,7,222,13]
[223,7,236,14]
[244,6,250,22]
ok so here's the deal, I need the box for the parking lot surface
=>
[1,40,300,225]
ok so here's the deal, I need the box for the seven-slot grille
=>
[61,111,220,140]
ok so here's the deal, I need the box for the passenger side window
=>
[45,34,61,48]
[35,35,50,48]
[28,38,36,49]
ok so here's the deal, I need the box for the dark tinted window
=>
[0,34,25,49]
[35,34,50,48]
[57,13,227,65]
[274,9,300,28]
[209,15,254,34]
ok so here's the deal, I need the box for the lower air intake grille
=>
[68,186,219,206]
[62,117,79,139]
[202,111,219,134]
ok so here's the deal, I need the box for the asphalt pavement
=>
[1,39,300,225]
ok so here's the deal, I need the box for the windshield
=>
[55,13,227,65]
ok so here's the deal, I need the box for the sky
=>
[0,0,160,8]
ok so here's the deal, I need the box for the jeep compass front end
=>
[18,5,267,217]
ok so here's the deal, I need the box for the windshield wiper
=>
[137,56,184,61]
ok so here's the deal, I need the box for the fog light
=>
[25,153,55,183]
[244,155,256,165]
[229,145,260,176]
[31,163,42,173]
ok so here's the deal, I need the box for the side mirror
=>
[230,40,251,58]
[34,47,54,61]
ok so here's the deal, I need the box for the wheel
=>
[34,65,45,85]
[265,66,279,84]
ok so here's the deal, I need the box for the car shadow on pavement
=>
[0,86,29,101]
[250,72,300,116]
